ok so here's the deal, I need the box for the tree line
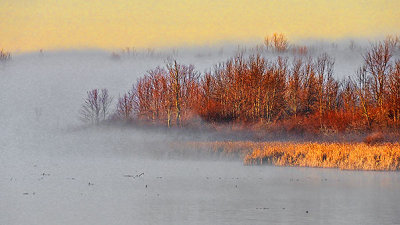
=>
[82,38,400,134]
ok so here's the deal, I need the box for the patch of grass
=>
[244,142,400,170]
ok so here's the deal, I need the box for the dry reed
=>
[176,141,400,171]
[244,142,400,170]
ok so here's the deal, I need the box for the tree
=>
[111,37,400,133]
[133,67,171,125]
[264,57,287,122]
[0,49,11,62]
[116,87,136,121]
[300,58,318,115]
[166,60,200,127]
[388,60,400,127]
[287,59,303,118]
[364,41,392,111]
[99,89,113,120]
[167,61,182,126]
[80,89,112,124]
[355,66,373,129]
[264,33,288,52]
[384,35,399,51]
[339,77,357,119]
[315,53,335,127]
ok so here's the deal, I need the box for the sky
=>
[1,0,399,52]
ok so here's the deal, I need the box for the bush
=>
[364,132,385,145]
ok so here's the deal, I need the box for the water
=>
[2,155,400,225]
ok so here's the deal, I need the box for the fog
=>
[0,43,365,160]
[1,43,400,225]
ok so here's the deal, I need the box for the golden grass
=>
[244,142,400,170]
[175,141,400,171]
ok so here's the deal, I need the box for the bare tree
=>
[287,58,303,118]
[384,35,400,51]
[114,39,400,132]
[300,58,318,115]
[315,53,335,126]
[340,77,357,119]
[264,33,288,52]
[116,87,137,121]
[167,60,183,127]
[80,89,113,124]
[99,89,113,120]
[355,66,373,129]
[364,41,392,110]
[388,60,400,126]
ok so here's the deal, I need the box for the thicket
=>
[84,36,400,135]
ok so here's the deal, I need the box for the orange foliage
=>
[109,38,400,134]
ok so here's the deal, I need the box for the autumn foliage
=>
[107,37,400,135]
[78,36,400,137]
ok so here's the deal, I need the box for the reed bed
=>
[243,142,400,170]
[176,141,400,171]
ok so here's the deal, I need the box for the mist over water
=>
[1,44,400,225]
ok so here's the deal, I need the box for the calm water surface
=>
[2,157,400,225]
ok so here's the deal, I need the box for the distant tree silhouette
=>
[0,49,11,62]
[116,85,137,121]
[264,33,288,52]
[80,89,112,124]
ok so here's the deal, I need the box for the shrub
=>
[364,132,385,145]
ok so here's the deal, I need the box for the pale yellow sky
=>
[1,0,399,52]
